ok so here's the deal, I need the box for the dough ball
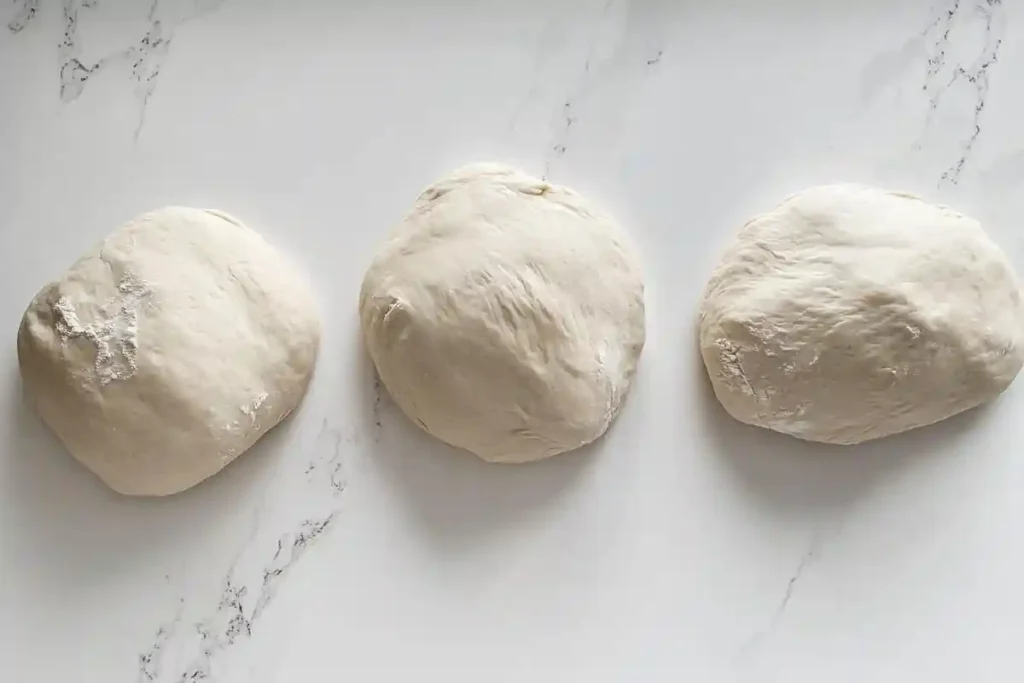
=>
[700,184,1024,445]
[18,207,320,496]
[360,163,645,462]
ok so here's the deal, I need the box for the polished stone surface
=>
[2,1,1023,680]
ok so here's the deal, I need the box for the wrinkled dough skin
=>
[17,207,320,495]
[699,185,1024,445]
[360,163,646,462]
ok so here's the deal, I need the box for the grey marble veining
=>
[7,0,39,33]
[7,0,226,139]
[920,0,1006,185]
[135,418,354,683]
[504,0,669,180]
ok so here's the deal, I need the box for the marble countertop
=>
[3,0,1023,680]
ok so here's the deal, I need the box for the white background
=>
[2,0,1024,681]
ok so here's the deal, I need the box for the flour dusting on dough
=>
[714,338,755,397]
[241,392,269,427]
[595,343,624,433]
[224,393,269,438]
[52,273,151,386]
[382,299,402,324]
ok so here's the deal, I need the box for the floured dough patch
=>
[53,272,151,386]
[240,391,269,429]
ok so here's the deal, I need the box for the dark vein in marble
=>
[48,0,225,141]
[541,0,617,179]
[733,528,830,663]
[372,375,387,441]
[138,600,183,683]
[129,18,171,141]
[57,0,172,142]
[540,0,656,181]
[7,0,39,33]
[251,516,337,621]
[543,77,586,179]
[920,0,1005,185]
[542,103,575,181]
[923,0,960,80]
[137,423,347,682]
[773,545,814,619]
[306,418,346,493]
[372,377,382,428]
[553,100,574,160]
[59,0,87,101]
[168,513,338,683]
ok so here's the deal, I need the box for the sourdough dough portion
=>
[18,207,320,496]
[699,184,1024,444]
[360,163,645,462]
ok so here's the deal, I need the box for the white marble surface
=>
[2,0,1024,680]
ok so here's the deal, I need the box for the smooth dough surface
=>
[360,163,645,462]
[18,207,320,496]
[699,184,1024,445]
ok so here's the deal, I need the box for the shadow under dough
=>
[359,338,598,550]
[692,334,990,519]
[0,373,296,584]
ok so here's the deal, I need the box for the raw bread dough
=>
[360,163,645,462]
[700,184,1024,444]
[18,207,320,496]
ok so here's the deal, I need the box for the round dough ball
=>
[18,207,320,496]
[700,184,1024,445]
[360,163,645,462]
